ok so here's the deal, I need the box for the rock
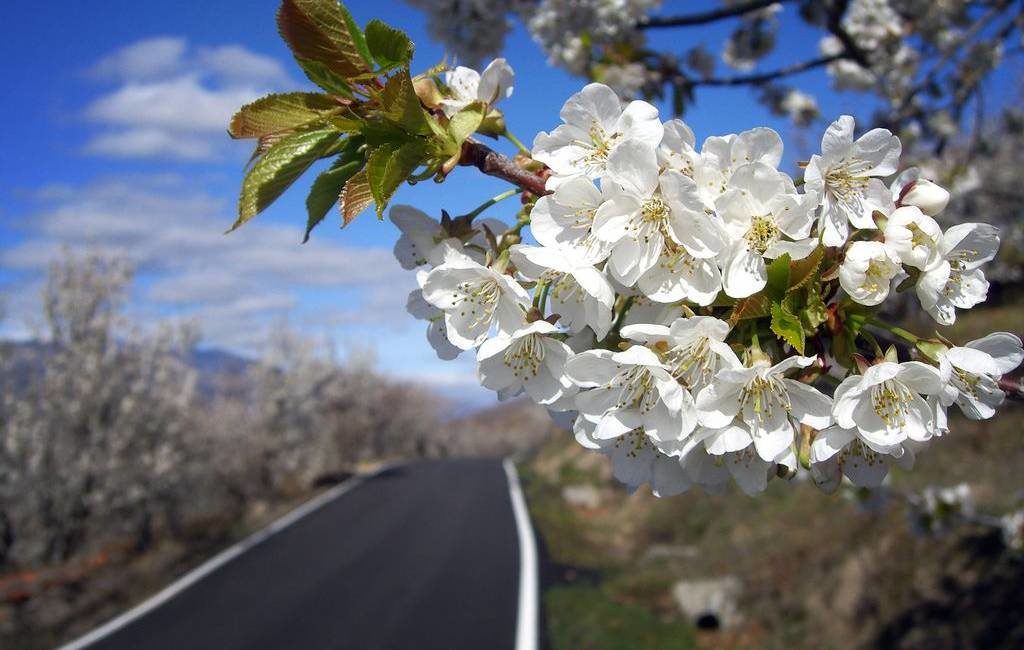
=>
[672,576,743,630]
[561,484,601,509]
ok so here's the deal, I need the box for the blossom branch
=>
[457,139,549,197]
[682,54,845,87]
[637,0,798,30]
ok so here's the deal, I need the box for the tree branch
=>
[686,53,844,87]
[824,0,872,68]
[457,139,549,197]
[638,0,796,30]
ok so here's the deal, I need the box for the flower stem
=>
[535,280,551,314]
[463,187,520,222]
[867,318,919,343]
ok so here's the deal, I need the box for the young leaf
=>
[304,157,363,241]
[295,58,355,97]
[365,19,414,71]
[340,169,373,225]
[728,293,771,325]
[232,127,341,231]
[771,302,805,354]
[366,140,427,217]
[277,0,372,78]
[229,92,340,139]
[448,101,486,146]
[337,2,372,64]
[801,290,829,331]
[764,253,791,302]
[381,70,431,135]
[786,246,824,293]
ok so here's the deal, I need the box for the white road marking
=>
[503,457,539,650]
[57,465,397,650]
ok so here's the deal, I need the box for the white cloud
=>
[82,38,291,161]
[89,37,188,81]
[83,128,216,161]
[85,76,263,134]
[0,176,413,354]
[196,45,290,85]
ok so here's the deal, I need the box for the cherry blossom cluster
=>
[393,68,1022,496]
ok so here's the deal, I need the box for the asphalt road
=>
[70,459,526,650]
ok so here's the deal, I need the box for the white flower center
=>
[613,427,652,458]
[452,278,501,327]
[541,271,584,305]
[825,163,870,201]
[626,196,671,245]
[838,439,884,470]
[738,374,792,429]
[861,257,894,293]
[744,215,780,254]
[662,337,718,390]
[658,243,700,275]
[870,379,914,429]
[503,333,545,379]
[951,366,980,399]
[611,365,661,414]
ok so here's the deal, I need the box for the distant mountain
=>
[0,339,257,402]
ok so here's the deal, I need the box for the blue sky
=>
[0,1,1015,406]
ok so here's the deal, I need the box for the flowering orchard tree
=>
[227,0,1022,496]
[406,0,1023,147]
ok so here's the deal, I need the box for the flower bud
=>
[899,179,950,216]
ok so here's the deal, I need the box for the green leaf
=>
[304,157,363,241]
[277,0,372,78]
[229,92,339,139]
[337,2,372,65]
[786,246,824,293]
[448,101,486,146]
[365,140,426,217]
[340,168,373,225]
[771,302,805,354]
[232,127,341,231]
[801,290,828,331]
[381,70,430,135]
[728,293,771,325]
[295,58,355,97]
[765,254,791,301]
[365,19,414,71]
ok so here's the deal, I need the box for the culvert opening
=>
[695,612,721,630]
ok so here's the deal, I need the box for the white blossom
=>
[696,355,832,462]
[421,254,531,349]
[891,167,950,216]
[477,320,577,404]
[936,332,1023,420]
[566,345,697,444]
[594,140,725,286]
[529,175,613,263]
[681,427,798,496]
[620,316,741,394]
[805,115,901,246]
[510,244,616,338]
[574,417,692,496]
[832,361,945,449]
[915,223,1000,325]
[715,162,820,298]
[532,83,663,185]
[810,424,915,491]
[882,205,943,270]
[693,127,784,207]
[839,240,903,306]
[440,58,514,116]
[406,270,462,360]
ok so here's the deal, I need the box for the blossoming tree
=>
[405,0,1022,148]
[227,0,1022,496]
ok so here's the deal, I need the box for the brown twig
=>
[638,0,797,30]
[458,139,549,197]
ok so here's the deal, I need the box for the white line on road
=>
[57,465,396,650]
[503,458,539,650]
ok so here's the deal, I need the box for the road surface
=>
[62,459,536,650]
